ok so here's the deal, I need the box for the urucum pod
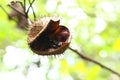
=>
[27,16,71,55]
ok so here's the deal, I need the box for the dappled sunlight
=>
[99,50,108,58]
[0,0,120,80]
[91,35,105,46]
[94,17,106,33]
[3,46,31,69]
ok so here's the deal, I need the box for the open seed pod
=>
[27,16,71,55]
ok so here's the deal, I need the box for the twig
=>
[68,47,120,77]
[23,0,26,15]
[8,3,25,17]
[16,1,24,10]
[0,5,17,23]
[27,0,36,20]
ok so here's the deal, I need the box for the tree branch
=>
[68,47,120,77]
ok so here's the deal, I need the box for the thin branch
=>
[0,5,9,16]
[16,1,24,10]
[0,5,17,23]
[24,0,26,14]
[8,3,25,17]
[28,0,35,18]
[68,47,120,77]
[28,0,36,21]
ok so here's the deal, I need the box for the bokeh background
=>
[0,0,120,80]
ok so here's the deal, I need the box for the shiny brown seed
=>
[27,16,71,55]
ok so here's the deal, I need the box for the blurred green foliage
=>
[0,0,120,80]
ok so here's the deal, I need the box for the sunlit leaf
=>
[70,61,87,74]
[113,38,120,51]
[85,65,101,80]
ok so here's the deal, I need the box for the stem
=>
[16,1,24,10]
[68,47,120,77]
[27,0,36,20]
[24,0,26,14]
[0,5,17,23]
[8,3,25,17]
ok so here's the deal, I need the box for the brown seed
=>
[27,16,71,55]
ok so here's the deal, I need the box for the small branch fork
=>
[0,0,36,22]
[68,47,120,77]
